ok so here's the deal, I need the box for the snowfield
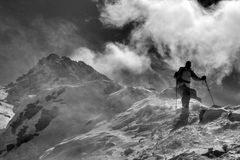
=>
[39,95,240,160]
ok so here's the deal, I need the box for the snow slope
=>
[40,95,240,160]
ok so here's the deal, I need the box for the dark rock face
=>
[199,108,227,124]
[16,133,39,147]
[124,148,134,156]
[45,88,65,102]
[16,125,40,147]
[169,152,204,160]
[6,144,15,152]
[10,101,43,134]
[201,148,226,158]
[0,104,58,154]
[35,107,58,132]
[5,101,59,151]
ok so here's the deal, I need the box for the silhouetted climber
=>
[174,61,206,113]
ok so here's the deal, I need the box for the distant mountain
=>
[6,54,111,107]
[0,54,152,159]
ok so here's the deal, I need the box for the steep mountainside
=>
[40,96,240,160]
[6,54,111,107]
[0,54,152,160]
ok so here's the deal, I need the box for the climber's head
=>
[185,61,191,69]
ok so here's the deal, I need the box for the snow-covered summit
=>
[6,53,114,107]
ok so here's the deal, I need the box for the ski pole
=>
[204,80,215,105]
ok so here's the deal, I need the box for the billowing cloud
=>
[70,43,150,79]
[100,0,240,83]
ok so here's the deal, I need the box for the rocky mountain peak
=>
[14,53,110,85]
[39,53,60,63]
[38,53,75,66]
[34,53,109,82]
[6,53,111,106]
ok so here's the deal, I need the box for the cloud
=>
[70,43,150,79]
[100,0,240,84]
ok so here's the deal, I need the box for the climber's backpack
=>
[174,67,183,80]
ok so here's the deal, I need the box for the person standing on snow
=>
[174,61,206,113]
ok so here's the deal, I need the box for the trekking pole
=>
[175,81,178,109]
[176,86,177,109]
[204,80,215,105]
